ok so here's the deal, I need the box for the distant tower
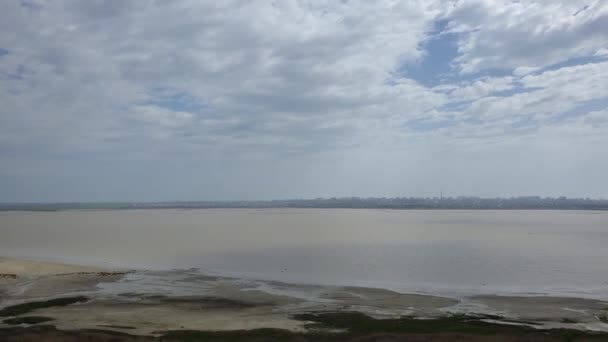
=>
[440,190,443,201]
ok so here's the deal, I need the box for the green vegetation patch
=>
[0,274,18,279]
[2,310,608,341]
[0,325,151,342]
[292,312,608,341]
[160,296,266,309]
[0,296,88,317]
[3,316,54,325]
[97,324,137,330]
[295,312,531,335]
[161,328,310,342]
[160,312,608,341]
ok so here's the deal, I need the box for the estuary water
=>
[1,209,607,299]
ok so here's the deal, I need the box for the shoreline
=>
[2,257,608,338]
[4,254,608,302]
[2,208,608,213]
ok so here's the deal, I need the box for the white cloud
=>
[0,0,607,200]
[447,76,515,101]
[0,1,447,153]
[595,48,608,56]
[447,0,608,73]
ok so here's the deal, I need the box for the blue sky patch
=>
[145,86,206,113]
[395,19,515,87]
[440,100,471,112]
[529,55,608,76]
[551,97,608,123]
[398,20,459,87]
[491,86,543,98]
[1,64,26,80]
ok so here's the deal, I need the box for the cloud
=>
[0,0,607,200]
[447,0,608,73]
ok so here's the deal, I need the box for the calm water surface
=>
[1,209,607,298]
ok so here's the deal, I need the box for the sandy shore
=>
[2,257,608,339]
[0,257,459,335]
[0,257,127,303]
[0,258,106,277]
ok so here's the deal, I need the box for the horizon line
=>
[2,195,608,205]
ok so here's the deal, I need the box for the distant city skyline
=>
[1,1,607,202]
[2,195,608,212]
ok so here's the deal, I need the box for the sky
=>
[0,0,607,202]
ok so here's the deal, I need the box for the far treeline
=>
[1,196,608,211]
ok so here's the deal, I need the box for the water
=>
[1,209,608,298]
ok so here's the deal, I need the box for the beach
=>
[2,257,608,341]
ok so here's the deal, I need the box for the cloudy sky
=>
[1,0,607,202]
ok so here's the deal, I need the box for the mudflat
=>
[1,257,608,341]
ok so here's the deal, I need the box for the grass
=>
[2,316,54,325]
[97,324,137,330]
[159,312,608,341]
[0,296,88,317]
[2,309,608,341]
[294,312,535,335]
[161,328,310,342]
[159,296,266,309]
[0,325,149,342]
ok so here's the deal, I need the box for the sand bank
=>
[0,257,128,303]
[0,257,105,277]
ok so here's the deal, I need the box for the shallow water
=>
[1,209,608,298]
